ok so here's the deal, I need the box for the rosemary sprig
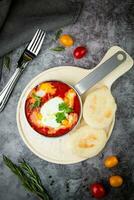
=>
[3,156,51,200]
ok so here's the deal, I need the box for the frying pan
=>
[27,51,126,136]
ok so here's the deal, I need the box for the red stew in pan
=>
[25,81,81,137]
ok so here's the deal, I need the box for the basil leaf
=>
[50,46,65,51]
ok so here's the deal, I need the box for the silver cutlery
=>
[0,29,46,112]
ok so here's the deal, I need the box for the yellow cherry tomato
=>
[109,175,123,187]
[59,34,74,47]
[104,156,119,168]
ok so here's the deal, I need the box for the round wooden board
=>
[16,66,115,164]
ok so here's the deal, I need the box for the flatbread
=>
[83,86,117,129]
[70,125,107,158]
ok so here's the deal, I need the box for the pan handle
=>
[74,51,126,95]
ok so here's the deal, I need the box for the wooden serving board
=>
[16,46,133,164]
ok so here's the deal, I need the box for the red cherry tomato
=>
[90,183,106,198]
[73,46,87,59]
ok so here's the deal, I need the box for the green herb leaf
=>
[65,107,73,113]
[3,55,11,71]
[3,155,51,200]
[31,94,41,109]
[51,29,63,41]
[59,102,73,113]
[55,29,63,40]
[56,112,66,123]
[50,46,65,52]
[31,100,40,109]
[59,102,67,110]
[32,93,41,101]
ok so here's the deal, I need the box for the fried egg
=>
[40,97,63,128]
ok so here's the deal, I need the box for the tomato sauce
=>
[25,81,81,137]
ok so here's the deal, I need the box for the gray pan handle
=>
[74,51,126,95]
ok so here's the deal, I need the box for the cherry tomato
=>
[104,155,119,168]
[73,46,87,59]
[59,34,74,47]
[109,175,123,187]
[90,183,106,198]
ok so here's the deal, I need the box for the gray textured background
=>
[0,0,134,200]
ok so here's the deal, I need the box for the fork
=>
[0,29,46,112]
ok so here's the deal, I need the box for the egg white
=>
[40,97,64,128]
[36,89,46,97]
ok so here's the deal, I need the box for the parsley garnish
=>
[59,102,73,113]
[55,112,66,123]
[55,103,73,123]
[31,94,41,109]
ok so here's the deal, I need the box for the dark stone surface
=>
[0,0,134,200]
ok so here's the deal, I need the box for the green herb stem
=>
[3,156,51,200]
